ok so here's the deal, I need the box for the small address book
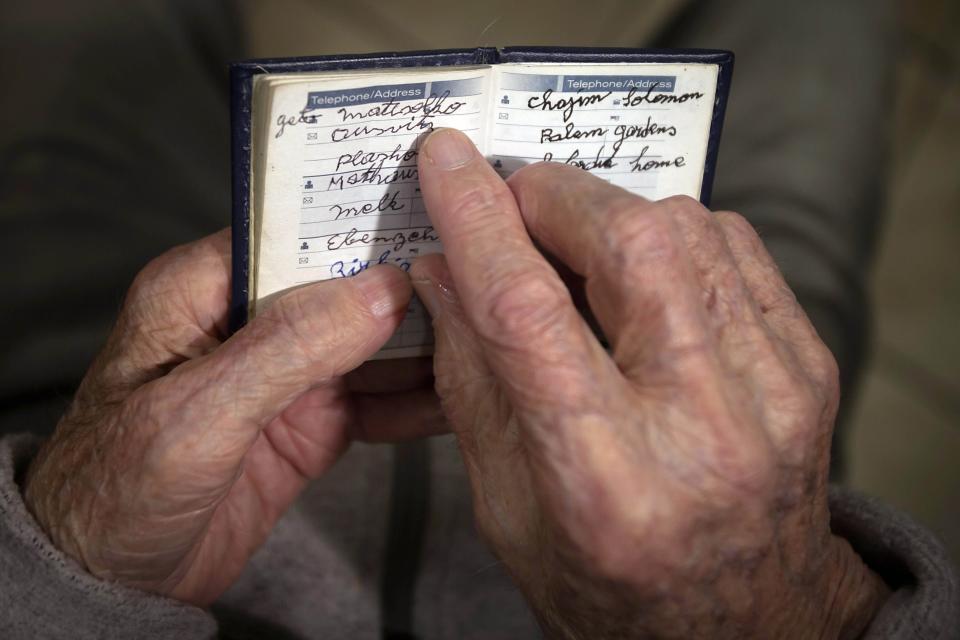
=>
[230,46,734,358]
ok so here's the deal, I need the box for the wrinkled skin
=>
[24,232,444,605]
[24,125,888,638]
[409,129,889,639]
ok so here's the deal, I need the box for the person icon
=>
[500,95,510,105]
[493,159,503,169]
[305,180,314,190]
[300,241,309,250]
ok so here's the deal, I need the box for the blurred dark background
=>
[1,0,957,565]
[841,1,960,565]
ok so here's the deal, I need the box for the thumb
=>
[150,264,412,463]
[409,254,499,443]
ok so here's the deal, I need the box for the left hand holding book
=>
[23,229,444,605]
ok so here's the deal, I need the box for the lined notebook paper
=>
[234,50,731,358]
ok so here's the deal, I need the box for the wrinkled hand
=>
[411,129,888,639]
[24,230,444,605]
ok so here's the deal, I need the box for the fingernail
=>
[354,266,409,319]
[422,128,476,170]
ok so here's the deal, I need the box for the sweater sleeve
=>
[829,485,960,639]
[3,429,956,638]
[0,434,217,640]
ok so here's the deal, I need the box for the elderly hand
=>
[411,129,889,639]
[24,229,444,605]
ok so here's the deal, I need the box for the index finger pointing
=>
[417,128,613,416]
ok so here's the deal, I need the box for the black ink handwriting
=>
[527,89,613,123]
[330,190,405,220]
[326,226,438,253]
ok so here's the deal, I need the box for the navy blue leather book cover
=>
[229,47,733,332]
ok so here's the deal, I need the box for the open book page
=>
[487,63,719,200]
[251,67,490,358]
[249,62,720,360]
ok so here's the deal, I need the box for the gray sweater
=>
[1,433,958,639]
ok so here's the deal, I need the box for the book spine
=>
[229,66,253,333]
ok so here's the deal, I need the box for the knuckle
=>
[662,194,710,220]
[810,341,840,388]
[776,382,823,436]
[120,257,190,346]
[126,254,174,306]
[478,267,570,347]
[267,284,372,369]
[717,210,763,249]
[598,189,651,219]
[123,238,227,322]
[604,206,680,266]
[663,195,718,250]
[715,209,751,231]
[802,340,841,404]
[765,281,800,312]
